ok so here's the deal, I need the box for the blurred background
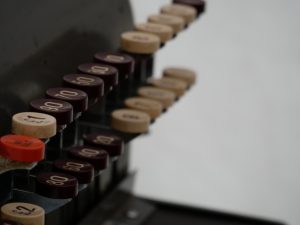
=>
[129,0,300,225]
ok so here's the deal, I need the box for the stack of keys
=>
[29,98,73,159]
[45,87,88,147]
[94,52,135,101]
[120,31,160,86]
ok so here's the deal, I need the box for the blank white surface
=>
[129,1,300,224]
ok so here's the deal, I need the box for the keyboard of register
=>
[0,1,205,225]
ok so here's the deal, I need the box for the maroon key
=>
[30,98,73,126]
[78,63,118,94]
[83,133,124,157]
[68,146,108,171]
[173,0,206,15]
[62,74,104,103]
[53,159,94,184]
[94,52,134,81]
[36,172,78,199]
[46,87,88,114]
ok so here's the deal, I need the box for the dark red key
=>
[62,74,104,103]
[53,159,94,184]
[83,133,124,157]
[94,52,134,81]
[78,63,118,94]
[29,98,73,126]
[46,87,88,114]
[68,146,108,171]
[36,172,78,199]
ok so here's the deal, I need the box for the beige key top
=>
[163,67,196,85]
[111,109,150,133]
[120,31,160,54]
[137,86,176,108]
[135,23,174,43]
[148,77,188,97]
[12,112,56,139]
[1,202,45,225]
[160,4,197,24]
[124,97,163,119]
[148,14,184,33]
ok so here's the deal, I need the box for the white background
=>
[129,1,300,224]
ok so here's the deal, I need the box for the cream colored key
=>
[135,23,174,43]
[1,202,45,225]
[124,97,163,119]
[137,86,176,108]
[161,4,197,24]
[148,77,188,97]
[148,14,184,33]
[111,109,150,133]
[163,67,196,85]
[12,112,56,139]
[120,31,160,54]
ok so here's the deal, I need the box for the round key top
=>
[46,87,88,113]
[124,97,163,119]
[173,0,206,15]
[36,172,78,199]
[0,135,44,162]
[53,159,94,184]
[163,67,196,85]
[148,77,188,97]
[1,202,45,225]
[137,87,176,108]
[161,4,197,24]
[111,109,150,133]
[135,23,174,44]
[78,63,118,94]
[30,98,73,126]
[0,219,23,225]
[94,52,134,80]
[68,146,108,171]
[63,74,104,102]
[121,31,160,54]
[83,133,124,157]
[12,112,56,139]
[148,14,185,33]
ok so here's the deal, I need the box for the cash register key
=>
[135,23,174,44]
[0,135,45,163]
[78,63,118,94]
[0,219,23,225]
[148,77,188,97]
[29,98,73,126]
[68,146,108,171]
[148,14,185,34]
[124,97,163,119]
[83,133,124,157]
[53,159,94,184]
[111,109,150,133]
[36,172,78,199]
[160,4,197,24]
[46,87,88,114]
[12,112,56,139]
[137,86,176,109]
[163,67,197,85]
[173,0,206,15]
[62,74,104,102]
[1,202,45,225]
[94,52,134,80]
[120,31,160,54]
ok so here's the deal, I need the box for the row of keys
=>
[0,1,205,224]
